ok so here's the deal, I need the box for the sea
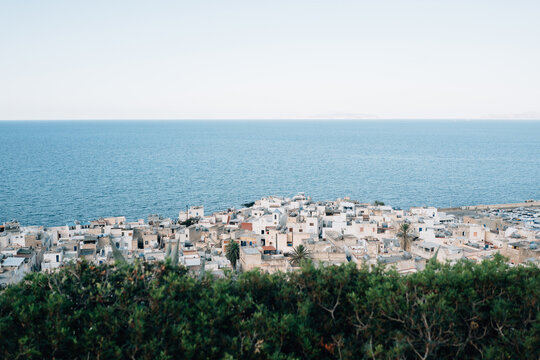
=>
[1,120,539,226]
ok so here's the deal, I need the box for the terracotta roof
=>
[262,246,276,251]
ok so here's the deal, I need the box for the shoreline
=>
[439,200,540,212]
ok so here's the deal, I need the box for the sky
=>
[1,0,539,120]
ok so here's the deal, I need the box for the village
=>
[1,194,539,286]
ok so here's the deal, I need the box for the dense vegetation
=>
[0,256,538,359]
[179,218,197,227]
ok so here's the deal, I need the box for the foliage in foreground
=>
[0,255,539,359]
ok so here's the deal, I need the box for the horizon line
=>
[1,118,540,122]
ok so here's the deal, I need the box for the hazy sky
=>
[1,0,539,120]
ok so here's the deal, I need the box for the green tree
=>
[0,256,539,359]
[180,218,197,227]
[373,200,385,206]
[289,244,312,267]
[225,241,240,270]
[397,222,414,252]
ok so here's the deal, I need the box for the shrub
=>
[0,256,538,359]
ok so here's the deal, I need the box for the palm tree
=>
[397,223,414,252]
[289,244,312,267]
[226,241,240,270]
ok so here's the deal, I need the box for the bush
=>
[0,255,538,359]
[179,218,197,227]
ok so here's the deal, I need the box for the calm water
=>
[0,120,539,226]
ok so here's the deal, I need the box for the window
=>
[309,223,314,226]
[144,241,148,245]
[56,255,59,262]
[299,229,303,232]
[289,228,293,232]
[261,230,264,235]
[419,228,422,232]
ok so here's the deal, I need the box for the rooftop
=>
[1,257,25,267]
[242,247,260,255]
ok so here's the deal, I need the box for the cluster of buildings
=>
[1,194,539,286]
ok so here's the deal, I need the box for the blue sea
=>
[1,120,539,226]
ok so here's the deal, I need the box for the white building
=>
[42,248,64,272]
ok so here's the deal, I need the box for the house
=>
[42,247,65,272]
[188,206,204,219]
[0,256,29,286]
[182,250,201,267]
[240,247,262,271]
